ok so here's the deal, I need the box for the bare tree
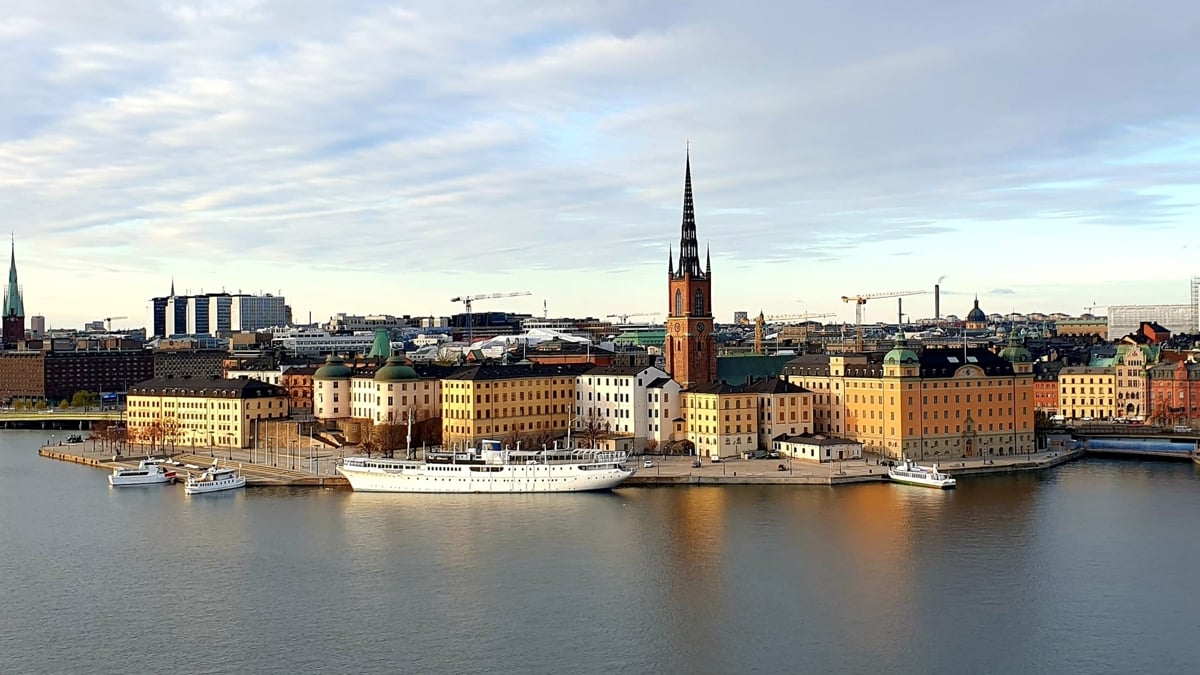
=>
[373,412,407,459]
[646,439,659,455]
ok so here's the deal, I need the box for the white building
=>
[1108,303,1198,340]
[313,355,440,427]
[574,365,674,450]
[327,313,410,333]
[773,434,862,463]
[646,375,682,448]
[272,327,376,357]
[225,369,284,386]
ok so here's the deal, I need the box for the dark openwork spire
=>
[668,244,674,275]
[705,242,711,277]
[675,148,703,278]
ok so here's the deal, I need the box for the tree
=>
[13,399,25,411]
[574,406,606,449]
[34,400,47,411]
[372,413,407,459]
[58,399,69,410]
[71,390,101,408]
[646,439,659,455]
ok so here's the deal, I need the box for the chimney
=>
[934,284,941,320]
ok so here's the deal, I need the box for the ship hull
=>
[337,463,633,493]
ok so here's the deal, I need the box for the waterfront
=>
[3,429,1200,674]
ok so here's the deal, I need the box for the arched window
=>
[692,289,705,315]
[674,289,683,316]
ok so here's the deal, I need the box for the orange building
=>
[1033,363,1060,414]
[783,334,1035,460]
[1147,360,1200,427]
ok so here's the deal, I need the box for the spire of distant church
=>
[3,235,23,318]
[170,276,175,297]
[675,147,703,278]
[668,244,674,275]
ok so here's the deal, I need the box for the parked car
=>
[643,459,654,468]
[1174,425,1193,433]
[691,460,703,468]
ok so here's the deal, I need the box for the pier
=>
[622,449,1083,486]
[38,444,350,488]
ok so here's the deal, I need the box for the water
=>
[2,429,1198,674]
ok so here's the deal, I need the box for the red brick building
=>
[1147,360,1200,427]
[663,152,717,390]
[1033,365,1060,414]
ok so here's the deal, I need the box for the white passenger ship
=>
[336,440,634,493]
[888,458,957,489]
[184,463,247,495]
[108,458,177,486]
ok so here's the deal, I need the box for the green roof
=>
[883,333,919,365]
[314,354,352,380]
[374,355,418,382]
[367,328,392,359]
[613,330,665,347]
[716,354,793,383]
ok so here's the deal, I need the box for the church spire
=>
[170,276,175,297]
[705,242,711,277]
[3,235,23,318]
[676,147,703,278]
[668,245,674,276]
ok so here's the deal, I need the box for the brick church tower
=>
[2,237,24,348]
[663,151,717,389]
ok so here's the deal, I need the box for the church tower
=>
[3,237,25,347]
[664,150,717,389]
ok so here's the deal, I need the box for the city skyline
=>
[4,1,1200,328]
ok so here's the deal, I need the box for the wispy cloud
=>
[4,0,1200,325]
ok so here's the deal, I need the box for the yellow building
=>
[1114,345,1151,419]
[1055,318,1108,339]
[784,334,1035,460]
[127,377,289,449]
[680,382,758,460]
[440,364,588,449]
[1057,366,1116,420]
[748,378,813,451]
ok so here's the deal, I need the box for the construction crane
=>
[766,312,835,344]
[105,316,128,331]
[450,292,532,343]
[1082,302,1104,315]
[840,291,927,352]
[606,313,657,324]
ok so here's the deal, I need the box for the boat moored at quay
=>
[108,458,177,487]
[184,463,247,495]
[888,458,957,489]
[336,440,635,493]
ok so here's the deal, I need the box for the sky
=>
[3,0,1200,330]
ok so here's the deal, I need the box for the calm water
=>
[2,429,1199,675]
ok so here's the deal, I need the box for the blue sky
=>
[3,0,1199,330]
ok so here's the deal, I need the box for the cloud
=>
[989,288,1017,295]
[4,0,1200,325]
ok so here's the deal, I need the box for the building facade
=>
[573,365,672,451]
[680,382,758,460]
[1057,366,1116,421]
[773,434,863,463]
[440,364,588,449]
[784,335,1035,460]
[127,377,289,449]
[748,378,814,451]
[663,152,717,390]
[1147,361,1200,427]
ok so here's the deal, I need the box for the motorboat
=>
[183,463,247,495]
[888,458,956,489]
[108,458,177,487]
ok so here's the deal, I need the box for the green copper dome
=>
[374,355,418,382]
[998,333,1032,363]
[314,354,353,380]
[884,332,919,366]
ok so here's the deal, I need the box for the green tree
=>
[13,399,25,411]
[71,390,100,408]
[58,399,69,410]
[34,400,47,411]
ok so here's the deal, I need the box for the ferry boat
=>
[108,458,177,487]
[336,440,634,493]
[888,458,957,489]
[183,463,247,495]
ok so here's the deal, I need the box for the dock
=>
[38,445,350,489]
[39,442,1084,489]
[622,448,1084,486]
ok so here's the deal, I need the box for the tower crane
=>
[840,291,927,352]
[105,316,128,331]
[606,312,657,324]
[1082,302,1104,315]
[449,292,532,343]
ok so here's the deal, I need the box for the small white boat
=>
[888,458,956,489]
[108,458,177,487]
[183,463,247,495]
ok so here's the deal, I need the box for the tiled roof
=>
[443,363,592,381]
[776,433,860,446]
[746,377,809,394]
[129,377,286,398]
[684,381,749,395]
